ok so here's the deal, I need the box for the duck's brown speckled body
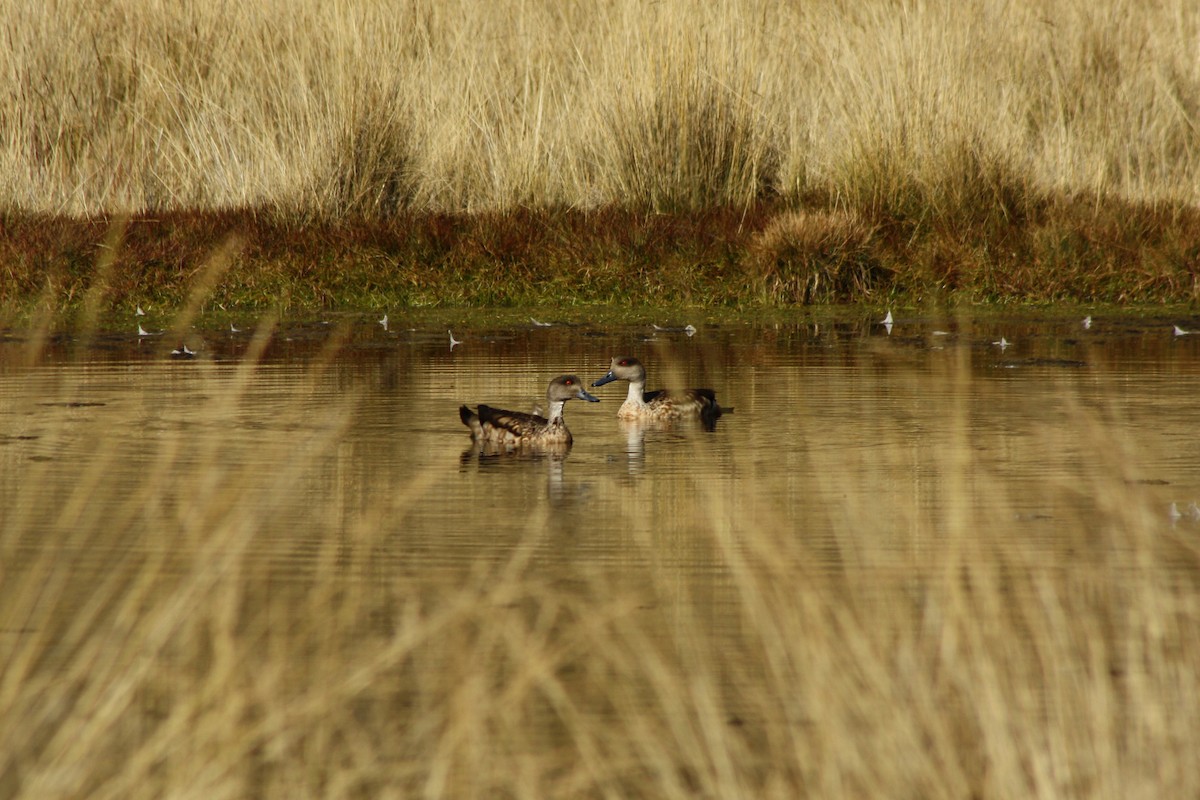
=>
[591,356,728,428]
[459,375,599,447]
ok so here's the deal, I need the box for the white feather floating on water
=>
[651,323,697,336]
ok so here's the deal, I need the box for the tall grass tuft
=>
[746,209,881,303]
[579,8,777,212]
[317,87,415,221]
[806,2,1042,233]
[590,64,774,212]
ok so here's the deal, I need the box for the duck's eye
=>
[564,379,573,385]
[619,359,629,366]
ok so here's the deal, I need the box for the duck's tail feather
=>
[700,400,731,432]
[459,405,483,438]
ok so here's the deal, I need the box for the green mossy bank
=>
[2,199,1198,320]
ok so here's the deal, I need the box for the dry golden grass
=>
[2,328,1199,798]
[2,0,1199,218]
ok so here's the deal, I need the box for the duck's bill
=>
[591,372,617,387]
[578,389,601,402]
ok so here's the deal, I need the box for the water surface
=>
[6,310,1200,795]
[5,311,1199,595]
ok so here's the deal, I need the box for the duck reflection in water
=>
[459,444,574,505]
[591,356,729,431]
[459,374,600,448]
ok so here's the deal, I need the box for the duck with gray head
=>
[591,356,728,429]
[459,375,600,447]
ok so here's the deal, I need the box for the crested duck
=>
[591,356,727,427]
[459,374,599,446]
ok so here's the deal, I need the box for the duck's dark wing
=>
[477,404,549,437]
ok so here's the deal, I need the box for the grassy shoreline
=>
[3,0,1200,316]
[2,197,1198,320]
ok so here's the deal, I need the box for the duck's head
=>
[548,375,600,403]
[592,356,646,387]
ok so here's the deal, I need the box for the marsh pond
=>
[3,310,1200,796]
